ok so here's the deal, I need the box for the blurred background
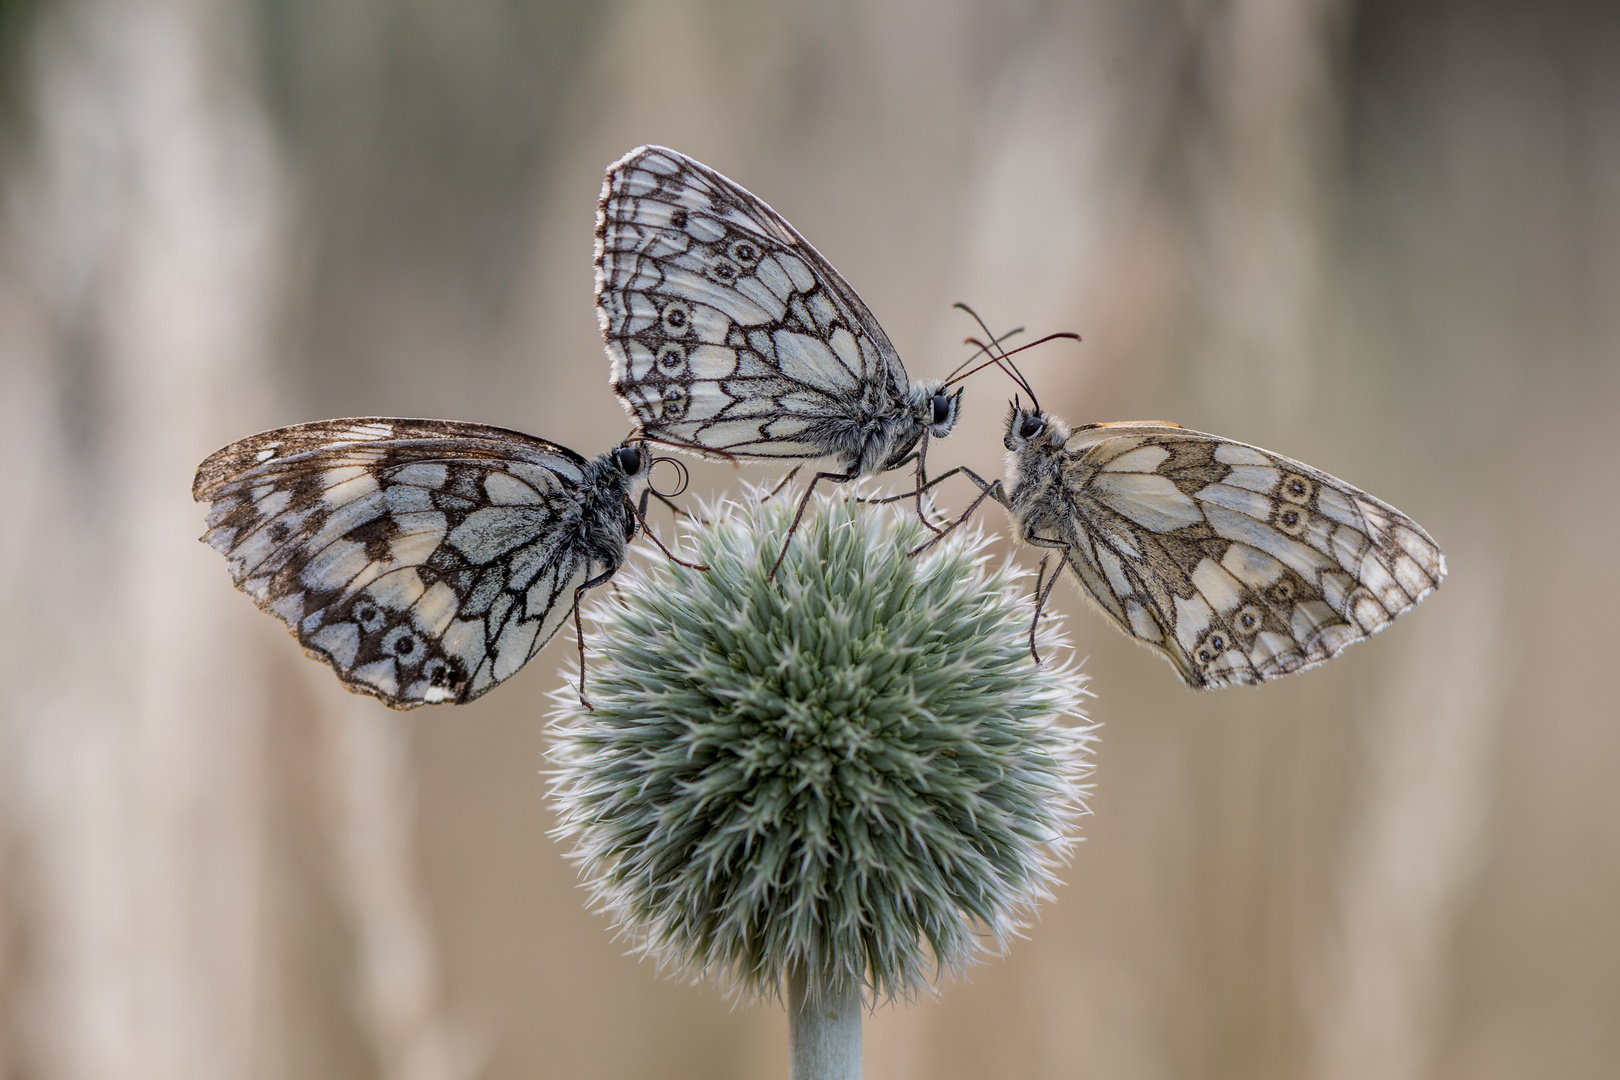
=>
[1,0,1616,1076]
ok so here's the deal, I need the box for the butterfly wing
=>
[1052,422,1445,688]
[596,145,910,468]
[193,418,612,708]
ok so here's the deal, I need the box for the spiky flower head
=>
[548,490,1094,1005]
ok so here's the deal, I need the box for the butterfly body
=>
[838,377,957,477]
[991,404,1446,688]
[595,145,962,482]
[193,418,654,709]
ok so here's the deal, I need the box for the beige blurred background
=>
[1,0,1616,1077]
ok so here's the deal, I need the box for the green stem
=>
[788,966,862,1080]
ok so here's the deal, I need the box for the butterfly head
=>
[598,439,676,555]
[608,440,691,506]
[604,441,654,528]
[1003,399,1069,456]
[611,443,647,478]
[920,382,964,439]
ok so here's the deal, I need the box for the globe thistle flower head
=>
[548,489,1094,1005]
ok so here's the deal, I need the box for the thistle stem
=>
[789,966,862,1080]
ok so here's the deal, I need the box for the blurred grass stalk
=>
[0,0,286,1072]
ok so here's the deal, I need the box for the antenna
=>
[950,303,1034,404]
[949,333,1081,406]
[945,303,1080,412]
[944,324,1024,382]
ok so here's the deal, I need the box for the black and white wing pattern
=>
[595,145,956,477]
[1004,413,1445,689]
[193,418,646,709]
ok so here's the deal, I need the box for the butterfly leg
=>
[761,465,802,503]
[1031,557,1050,654]
[855,459,951,530]
[768,469,857,582]
[853,451,927,505]
[862,426,943,532]
[1021,535,1071,663]
[571,566,620,709]
[652,489,701,523]
[629,492,708,571]
[909,429,951,534]
[905,469,1009,558]
[852,451,917,499]
[866,465,975,505]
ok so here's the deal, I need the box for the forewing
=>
[193,418,605,708]
[596,145,908,461]
[1057,423,1445,689]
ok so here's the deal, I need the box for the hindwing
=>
[595,145,911,462]
[193,418,609,708]
[1052,423,1445,688]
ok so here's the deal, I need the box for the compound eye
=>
[931,393,951,427]
[613,446,643,475]
[1018,414,1046,439]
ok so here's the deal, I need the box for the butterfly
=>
[907,352,1446,688]
[192,418,694,709]
[594,145,966,574]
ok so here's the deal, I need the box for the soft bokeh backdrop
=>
[2,0,1616,1077]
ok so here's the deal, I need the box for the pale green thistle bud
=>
[548,490,1094,1068]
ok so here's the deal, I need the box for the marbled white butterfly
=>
[908,347,1445,688]
[193,418,692,709]
[595,145,965,574]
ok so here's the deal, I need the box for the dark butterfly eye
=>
[931,393,951,426]
[613,446,643,474]
[1018,414,1045,439]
